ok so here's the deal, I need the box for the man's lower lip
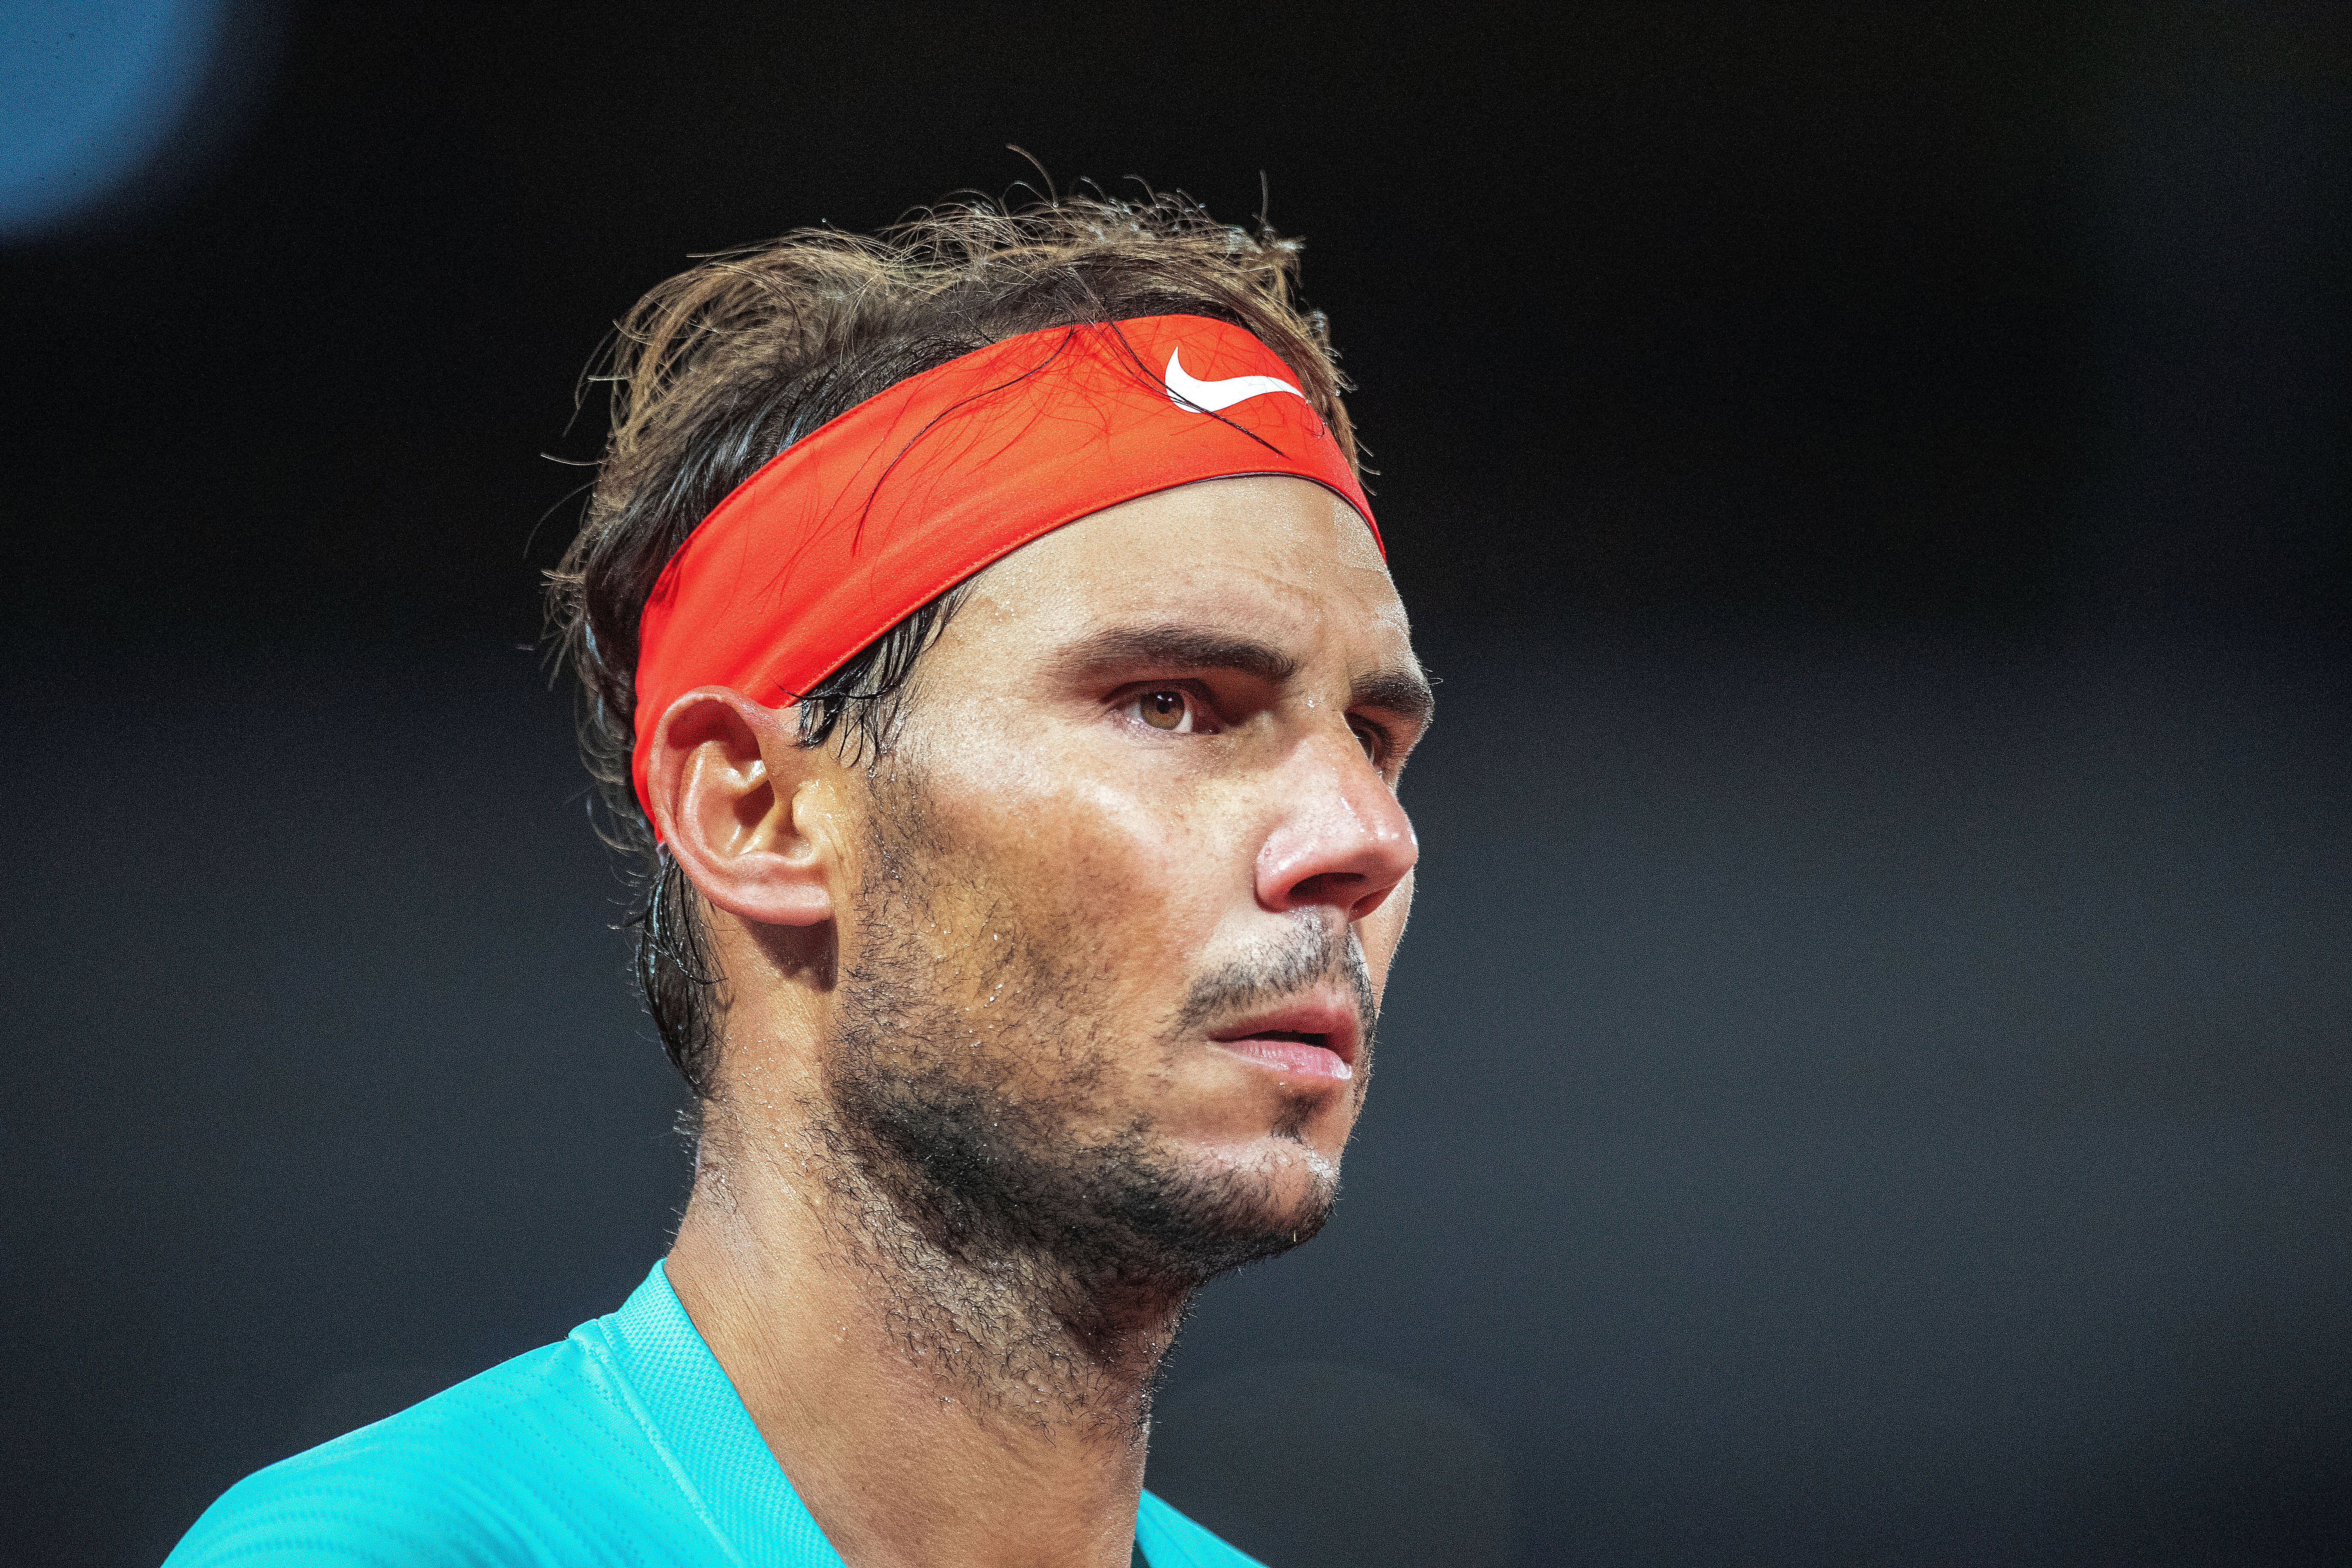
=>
[1214,1038,1353,1082]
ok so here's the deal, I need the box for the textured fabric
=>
[164,1261,1266,1568]
[628,312,1377,824]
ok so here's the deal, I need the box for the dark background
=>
[4,2,2347,1565]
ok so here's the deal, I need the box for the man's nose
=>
[1253,731,1419,923]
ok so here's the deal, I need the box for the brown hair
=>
[547,189,1363,1098]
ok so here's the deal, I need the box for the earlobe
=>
[645,688,839,928]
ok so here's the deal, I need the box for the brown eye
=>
[1140,691,1187,730]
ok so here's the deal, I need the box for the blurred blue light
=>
[1,0,230,242]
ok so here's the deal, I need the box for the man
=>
[167,191,1431,1568]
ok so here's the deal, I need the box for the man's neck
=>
[663,1105,1191,1568]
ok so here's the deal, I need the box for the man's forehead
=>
[1002,558,1418,702]
[970,476,1406,648]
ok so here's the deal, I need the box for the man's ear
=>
[644,687,839,927]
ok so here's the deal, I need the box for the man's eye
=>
[1135,690,1197,732]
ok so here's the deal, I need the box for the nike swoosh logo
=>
[1163,347,1307,414]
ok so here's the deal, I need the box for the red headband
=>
[629,313,1379,823]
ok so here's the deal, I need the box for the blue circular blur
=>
[1,0,230,242]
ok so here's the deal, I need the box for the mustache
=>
[1171,915,1378,1050]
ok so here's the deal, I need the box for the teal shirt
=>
[164,1262,1260,1568]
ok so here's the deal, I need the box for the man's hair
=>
[547,189,1363,1099]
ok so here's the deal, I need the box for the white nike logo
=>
[1163,347,1306,414]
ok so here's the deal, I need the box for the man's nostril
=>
[1286,870,1362,907]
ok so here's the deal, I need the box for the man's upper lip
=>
[1206,995,1360,1065]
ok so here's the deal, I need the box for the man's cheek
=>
[1357,869,1415,1004]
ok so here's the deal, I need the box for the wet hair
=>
[546,188,1363,1098]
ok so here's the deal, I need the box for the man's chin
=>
[1130,1135,1341,1280]
[1192,1132,1341,1222]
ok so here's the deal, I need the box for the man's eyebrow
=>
[1053,622,1435,731]
[1352,666,1436,732]
[1051,625,1302,685]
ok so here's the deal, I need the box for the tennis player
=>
[166,191,1431,1568]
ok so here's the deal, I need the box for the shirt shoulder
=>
[162,1327,718,1568]
[1136,1489,1273,1568]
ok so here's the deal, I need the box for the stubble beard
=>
[805,766,1377,1428]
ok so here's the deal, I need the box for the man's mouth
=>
[1207,997,1359,1083]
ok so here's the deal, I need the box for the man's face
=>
[819,475,1427,1284]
